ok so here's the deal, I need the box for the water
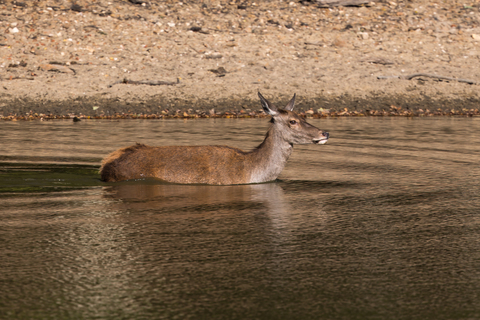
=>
[1,118,479,319]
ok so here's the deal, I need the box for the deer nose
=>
[323,132,329,139]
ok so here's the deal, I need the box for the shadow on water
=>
[0,162,101,193]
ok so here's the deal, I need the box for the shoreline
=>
[2,93,479,120]
[3,106,479,121]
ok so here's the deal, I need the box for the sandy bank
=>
[1,0,480,119]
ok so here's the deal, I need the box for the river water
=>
[1,117,479,319]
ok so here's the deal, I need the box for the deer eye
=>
[289,120,297,125]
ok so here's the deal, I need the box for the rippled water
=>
[1,118,479,319]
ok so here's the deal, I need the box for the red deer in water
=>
[100,92,329,185]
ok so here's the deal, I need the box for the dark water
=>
[1,118,479,320]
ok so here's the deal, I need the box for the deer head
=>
[258,92,329,145]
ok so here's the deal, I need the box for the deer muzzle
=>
[313,131,329,145]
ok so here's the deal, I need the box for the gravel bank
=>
[1,0,480,119]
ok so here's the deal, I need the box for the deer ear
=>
[285,93,296,111]
[258,92,279,116]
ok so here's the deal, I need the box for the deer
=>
[100,92,329,185]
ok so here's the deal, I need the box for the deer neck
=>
[248,127,293,183]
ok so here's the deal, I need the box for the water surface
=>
[1,118,479,319]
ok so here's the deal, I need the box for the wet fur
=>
[100,143,252,185]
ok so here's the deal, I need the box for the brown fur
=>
[100,143,253,184]
[99,93,329,185]
[100,143,150,182]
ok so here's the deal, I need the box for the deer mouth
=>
[314,138,328,145]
